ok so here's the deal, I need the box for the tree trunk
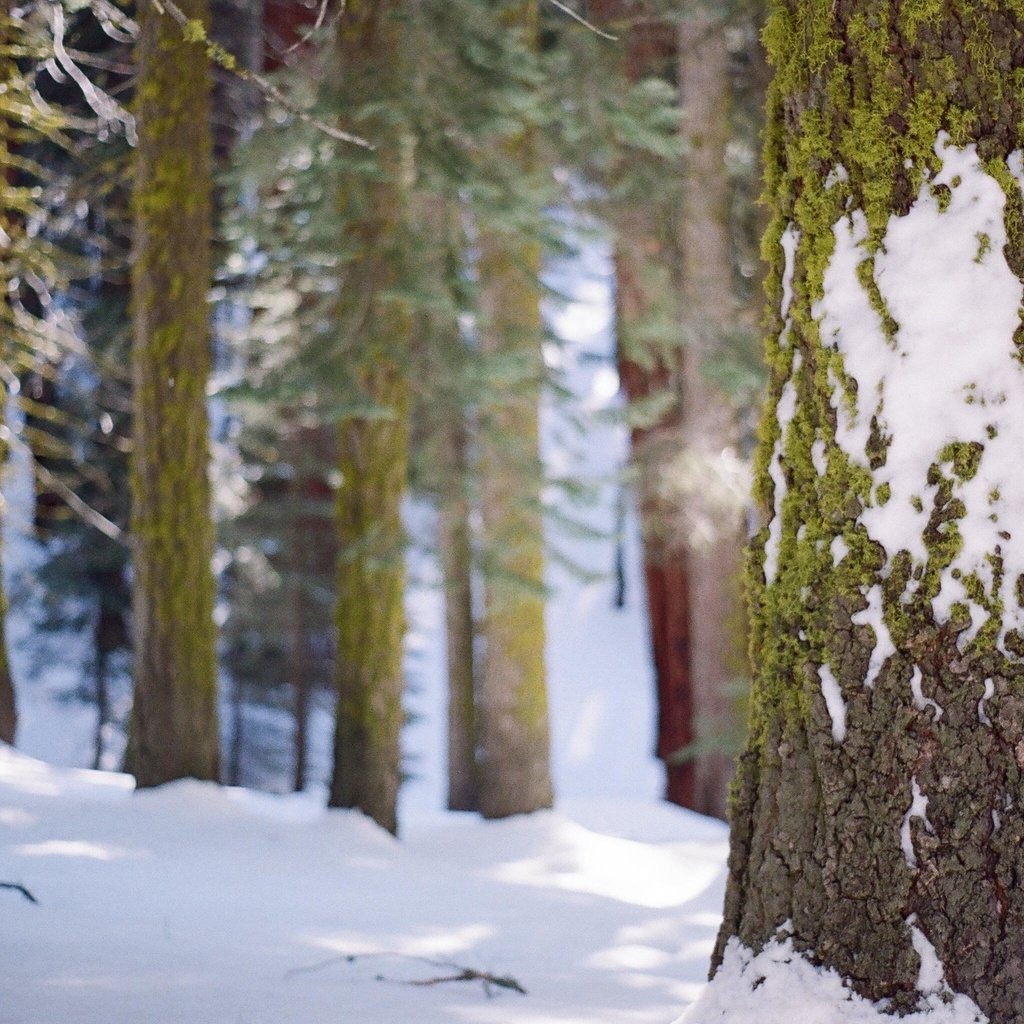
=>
[439,417,479,812]
[0,2,21,747]
[127,0,219,786]
[328,0,411,836]
[676,8,747,821]
[615,240,697,810]
[474,0,553,819]
[709,3,1024,1018]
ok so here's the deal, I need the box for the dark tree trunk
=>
[328,0,411,836]
[439,418,479,812]
[0,0,21,747]
[711,3,1024,1019]
[127,0,219,786]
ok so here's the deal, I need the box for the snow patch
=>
[831,535,849,566]
[909,666,943,721]
[676,935,987,1024]
[815,133,1024,661]
[908,915,949,997]
[850,584,895,688]
[978,677,995,726]
[764,372,799,585]
[780,224,800,319]
[818,664,847,742]
[900,776,933,869]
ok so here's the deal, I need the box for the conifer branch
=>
[544,0,617,41]
[147,0,374,149]
[0,426,124,543]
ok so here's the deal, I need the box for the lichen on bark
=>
[717,2,1024,1018]
[127,0,219,786]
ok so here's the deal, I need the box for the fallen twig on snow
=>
[1,882,38,904]
[285,952,527,998]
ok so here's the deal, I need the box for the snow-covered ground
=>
[1,746,727,1024]
[1,237,736,1023]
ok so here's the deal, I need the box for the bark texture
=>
[677,9,747,820]
[717,3,1024,1018]
[328,0,411,836]
[128,0,219,786]
[439,418,479,812]
[475,0,553,819]
[0,3,16,747]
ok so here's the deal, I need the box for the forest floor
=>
[1,745,726,1024]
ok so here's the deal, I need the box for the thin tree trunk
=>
[92,646,108,771]
[328,0,411,836]
[126,0,219,786]
[0,2,19,747]
[290,464,309,793]
[711,3,1024,1018]
[677,7,746,820]
[439,417,478,811]
[331,366,408,834]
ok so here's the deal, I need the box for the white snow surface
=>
[676,936,986,1024]
[0,744,728,1024]
[815,135,1024,653]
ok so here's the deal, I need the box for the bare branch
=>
[51,5,137,144]
[148,0,373,149]
[545,0,618,41]
[0,881,38,904]
[284,952,527,998]
[1,426,125,544]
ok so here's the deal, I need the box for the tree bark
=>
[127,0,219,786]
[439,417,479,812]
[328,0,411,836]
[712,3,1024,1018]
[677,8,747,821]
[474,0,553,820]
[0,2,22,747]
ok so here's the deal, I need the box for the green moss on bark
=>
[127,0,219,786]
[718,2,1024,1017]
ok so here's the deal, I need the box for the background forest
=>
[0,0,769,832]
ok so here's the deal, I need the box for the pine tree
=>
[708,2,1024,1017]
[327,0,412,836]
[474,0,554,821]
[675,5,748,819]
[127,0,219,786]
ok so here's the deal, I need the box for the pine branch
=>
[544,0,617,40]
[147,0,373,149]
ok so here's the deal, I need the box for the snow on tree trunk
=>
[328,0,412,837]
[701,3,1024,1020]
[127,0,220,786]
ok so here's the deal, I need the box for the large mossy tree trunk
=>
[676,8,747,821]
[328,0,411,837]
[128,0,219,786]
[713,2,1024,1018]
[474,0,552,821]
